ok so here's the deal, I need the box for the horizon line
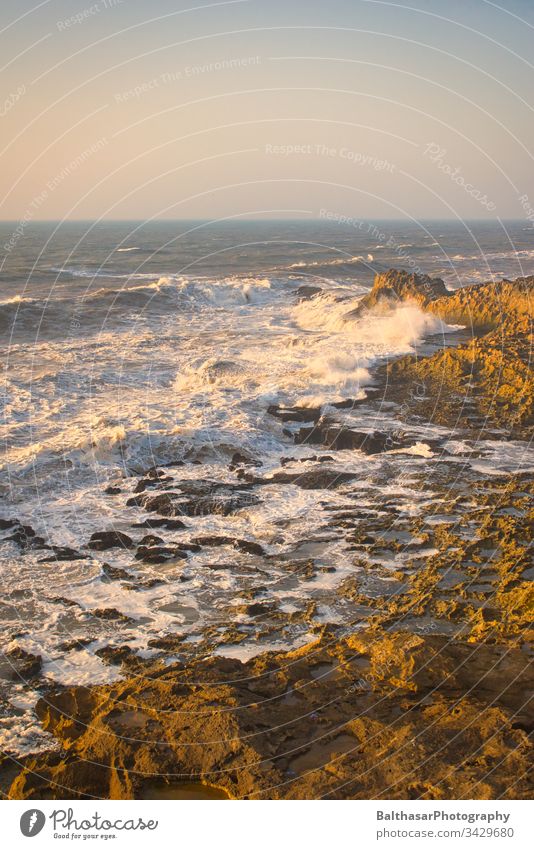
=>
[0,217,530,224]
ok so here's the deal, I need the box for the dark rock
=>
[139,493,182,515]
[144,467,166,479]
[132,518,187,531]
[253,468,356,489]
[88,531,134,550]
[39,546,88,563]
[244,602,273,616]
[133,476,173,494]
[192,536,265,555]
[139,535,164,547]
[124,577,165,589]
[134,546,187,564]
[234,539,265,556]
[126,495,147,507]
[5,524,47,549]
[48,596,81,608]
[230,451,261,468]
[295,285,322,300]
[294,423,406,454]
[95,646,135,665]
[101,563,131,581]
[0,518,20,530]
[104,486,122,495]
[145,489,260,518]
[91,608,133,623]
[57,638,93,652]
[267,405,322,423]
[133,479,150,494]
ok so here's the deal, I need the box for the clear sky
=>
[1,0,533,221]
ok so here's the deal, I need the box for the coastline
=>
[1,270,532,800]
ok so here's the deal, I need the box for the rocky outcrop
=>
[88,531,134,550]
[350,269,449,316]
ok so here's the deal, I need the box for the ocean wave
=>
[1,274,286,340]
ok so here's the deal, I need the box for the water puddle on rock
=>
[139,781,231,800]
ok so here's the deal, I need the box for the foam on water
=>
[1,220,532,755]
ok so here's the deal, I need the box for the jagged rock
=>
[295,285,322,300]
[134,546,187,564]
[91,608,133,623]
[88,531,133,550]
[4,524,46,549]
[95,646,135,666]
[192,536,265,555]
[350,269,449,317]
[267,405,322,423]
[4,647,42,681]
[132,518,187,531]
[138,535,164,547]
[39,547,88,563]
[0,518,20,530]
[229,451,261,468]
[141,489,260,518]
[253,468,357,489]
[294,424,406,454]
[101,563,132,581]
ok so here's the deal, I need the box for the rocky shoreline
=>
[1,270,532,800]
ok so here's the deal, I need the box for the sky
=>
[1,0,534,222]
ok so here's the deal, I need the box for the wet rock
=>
[5,647,42,681]
[57,638,93,652]
[91,608,133,623]
[172,542,201,553]
[242,602,276,617]
[95,646,135,666]
[133,479,152,494]
[147,490,261,518]
[101,563,132,581]
[267,405,322,423]
[134,475,174,494]
[134,546,187,564]
[132,518,187,531]
[147,635,186,651]
[0,518,20,530]
[229,451,262,468]
[104,486,122,495]
[192,536,265,555]
[48,596,81,608]
[144,467,168,479]
[138,535,164,547]
[88,531,134,550]
[254,468,357,489]
[124,577,165,590]
[4,524,46,549]
[294,423,406,454]
[295,285,322,300]
[39,546,88,563]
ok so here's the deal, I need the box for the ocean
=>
[1,218,533,756]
